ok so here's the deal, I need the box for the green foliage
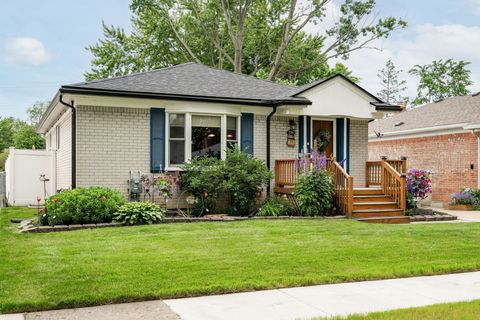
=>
[0,100,48,151]
[409,59,473,106]
[86,0,405,84]
[113,201,165,225]
[0,149,8,171]
[27,101,49,125]
[12,123,45,149]
[377,60,407,103]
[222,147,273,215]
[180,156,223,214]
[0,117,15,151]
[294,170,334,216]
[45,187,126,225]
[257,195,294,217]
[472,189,480,208]
[181,147,272,216]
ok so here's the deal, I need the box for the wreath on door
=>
[314,129,331,154]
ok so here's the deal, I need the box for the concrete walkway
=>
[165,272,480,320]
[428,207,480,222]
[0,301,180,320]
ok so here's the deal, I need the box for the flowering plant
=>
[450,187,475,205]
[294,149,327,175]
[141,174,179,200]
[293,150,334,216]
[406,169,433,208]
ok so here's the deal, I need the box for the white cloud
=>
[5,37,52,66]
[336,23,480,100]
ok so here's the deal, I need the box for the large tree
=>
[86,0,406,84]
[409,59,473,106]
[377,60,406,103]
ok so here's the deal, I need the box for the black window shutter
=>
[150,108,165,172]
[241,113,254,154]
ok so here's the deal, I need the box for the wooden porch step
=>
[352,208,404,218]
[356,216,410,224]
[352,202,398,210]
[273,186,295,194]
[353,195,393,202]
[353,187,384,196]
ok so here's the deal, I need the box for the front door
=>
[312,120,334,158]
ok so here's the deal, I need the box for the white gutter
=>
[368,122,470,139]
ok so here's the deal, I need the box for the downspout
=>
[59,95,76,189]
[266,105,278,195]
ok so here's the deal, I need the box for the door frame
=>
[310,117,337,158]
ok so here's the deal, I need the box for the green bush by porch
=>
[3,206,480,314]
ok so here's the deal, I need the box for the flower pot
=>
[448,204,475,210]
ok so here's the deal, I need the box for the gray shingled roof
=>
[369,94,480,135]
[63,62,304,103]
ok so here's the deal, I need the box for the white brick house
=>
[38,63,398,198]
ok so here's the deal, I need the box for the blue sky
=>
[1,0,479,120]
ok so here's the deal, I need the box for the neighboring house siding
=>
[349,120,368,187]
[76,105,150,196]
[56,114,72,190]
[369,132,478,206]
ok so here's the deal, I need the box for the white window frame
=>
[165,112,240,170]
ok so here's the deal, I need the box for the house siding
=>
[369,132,479,206]
[76,105,150,195]
[349,119,368,187]
[56,114,72,191]
[254,114,298,169]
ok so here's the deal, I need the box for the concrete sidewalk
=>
[165,272,480,320]
[3,272,480,320]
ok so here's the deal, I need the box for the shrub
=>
[180,156,223,214]
[406,169,433,208]
[294,152,334,216]
[450,187,475,205]
[257,196,294,217]
[472,189,480,207]
[44,187,125,225]
[222,147,272,215]
[181,147,272,216]
[113,201,165,225]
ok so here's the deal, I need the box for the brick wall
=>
[369,132,479,206]
[254,115,298,192]
[349,120,368,187]
[76,106,150,195]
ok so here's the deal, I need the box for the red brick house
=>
[369,94,480,207]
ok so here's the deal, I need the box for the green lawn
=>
[319,299,480,319]
[2,207,480,314]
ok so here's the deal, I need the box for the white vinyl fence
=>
[5,148,56,206]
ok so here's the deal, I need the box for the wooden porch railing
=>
[274,158,335,190]
[366,160,406,187]
[381,161,406,211]
[331,161,353,217]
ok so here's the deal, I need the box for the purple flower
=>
[294,157,299,173]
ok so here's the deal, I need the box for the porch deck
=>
[274,158,408,223]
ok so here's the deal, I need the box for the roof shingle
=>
[65,62,302,103]
[369,95,480,135]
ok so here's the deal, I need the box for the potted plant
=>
[449,188,476,210]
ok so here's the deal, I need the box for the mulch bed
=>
[14,215,346,233]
